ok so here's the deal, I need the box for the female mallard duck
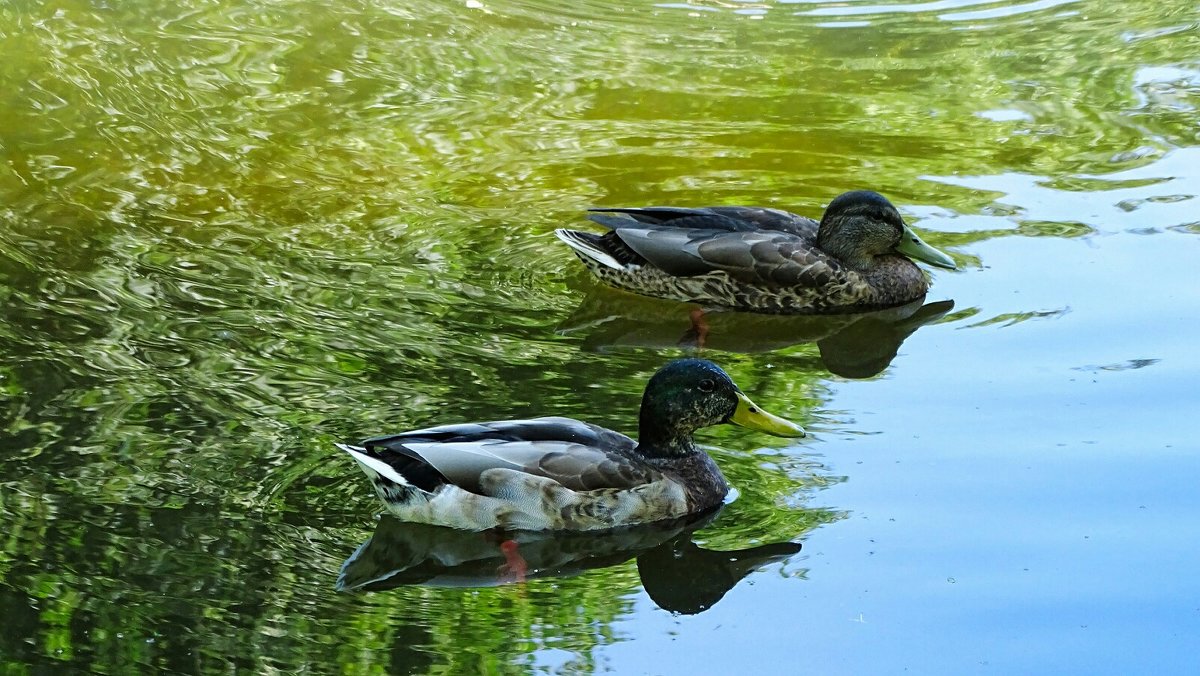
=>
[555,190,957,314]
[337,359,804,532]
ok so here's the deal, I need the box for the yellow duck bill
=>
[729,392,806,438]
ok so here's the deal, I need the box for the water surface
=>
[2,0,1199,673]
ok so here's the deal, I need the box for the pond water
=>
[2,0,1199,672]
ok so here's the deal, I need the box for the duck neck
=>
[635,404,699,458]
[817,221,874,271]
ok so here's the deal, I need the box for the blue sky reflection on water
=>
[589,168,1200,672]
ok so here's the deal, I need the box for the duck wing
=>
[358,417,657,493]
[588,206,817,238]
[683,206,818,238]
[611,226,843,288]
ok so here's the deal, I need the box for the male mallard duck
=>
[555,190,957,314]
[337,359,804,532]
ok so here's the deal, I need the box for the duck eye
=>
[698,379,715,393]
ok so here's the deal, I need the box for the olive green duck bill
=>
[896,225,957,270]
[729,392,806,438]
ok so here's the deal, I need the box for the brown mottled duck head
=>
[817,190,957,271]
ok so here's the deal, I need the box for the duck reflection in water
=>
[338,509,801,615]
[559,290,954,379]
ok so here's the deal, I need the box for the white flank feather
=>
[554,229,624,270]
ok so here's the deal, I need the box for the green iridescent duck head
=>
[636,359,804,456]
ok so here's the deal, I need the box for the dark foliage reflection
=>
[560,290,954,378]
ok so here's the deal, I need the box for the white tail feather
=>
[555,229,623,270]
[336,443,412,486]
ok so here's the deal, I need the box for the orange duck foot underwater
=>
[555,190,957,315]
[497,540,528,583]
[337,359,804,532]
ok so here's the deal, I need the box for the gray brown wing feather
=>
[536,447,663,491]
[614,227,844,288]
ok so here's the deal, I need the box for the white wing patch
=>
[337,443,412,486]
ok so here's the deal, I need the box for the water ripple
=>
[1,0,1199,670]
[925,147,1200,234]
